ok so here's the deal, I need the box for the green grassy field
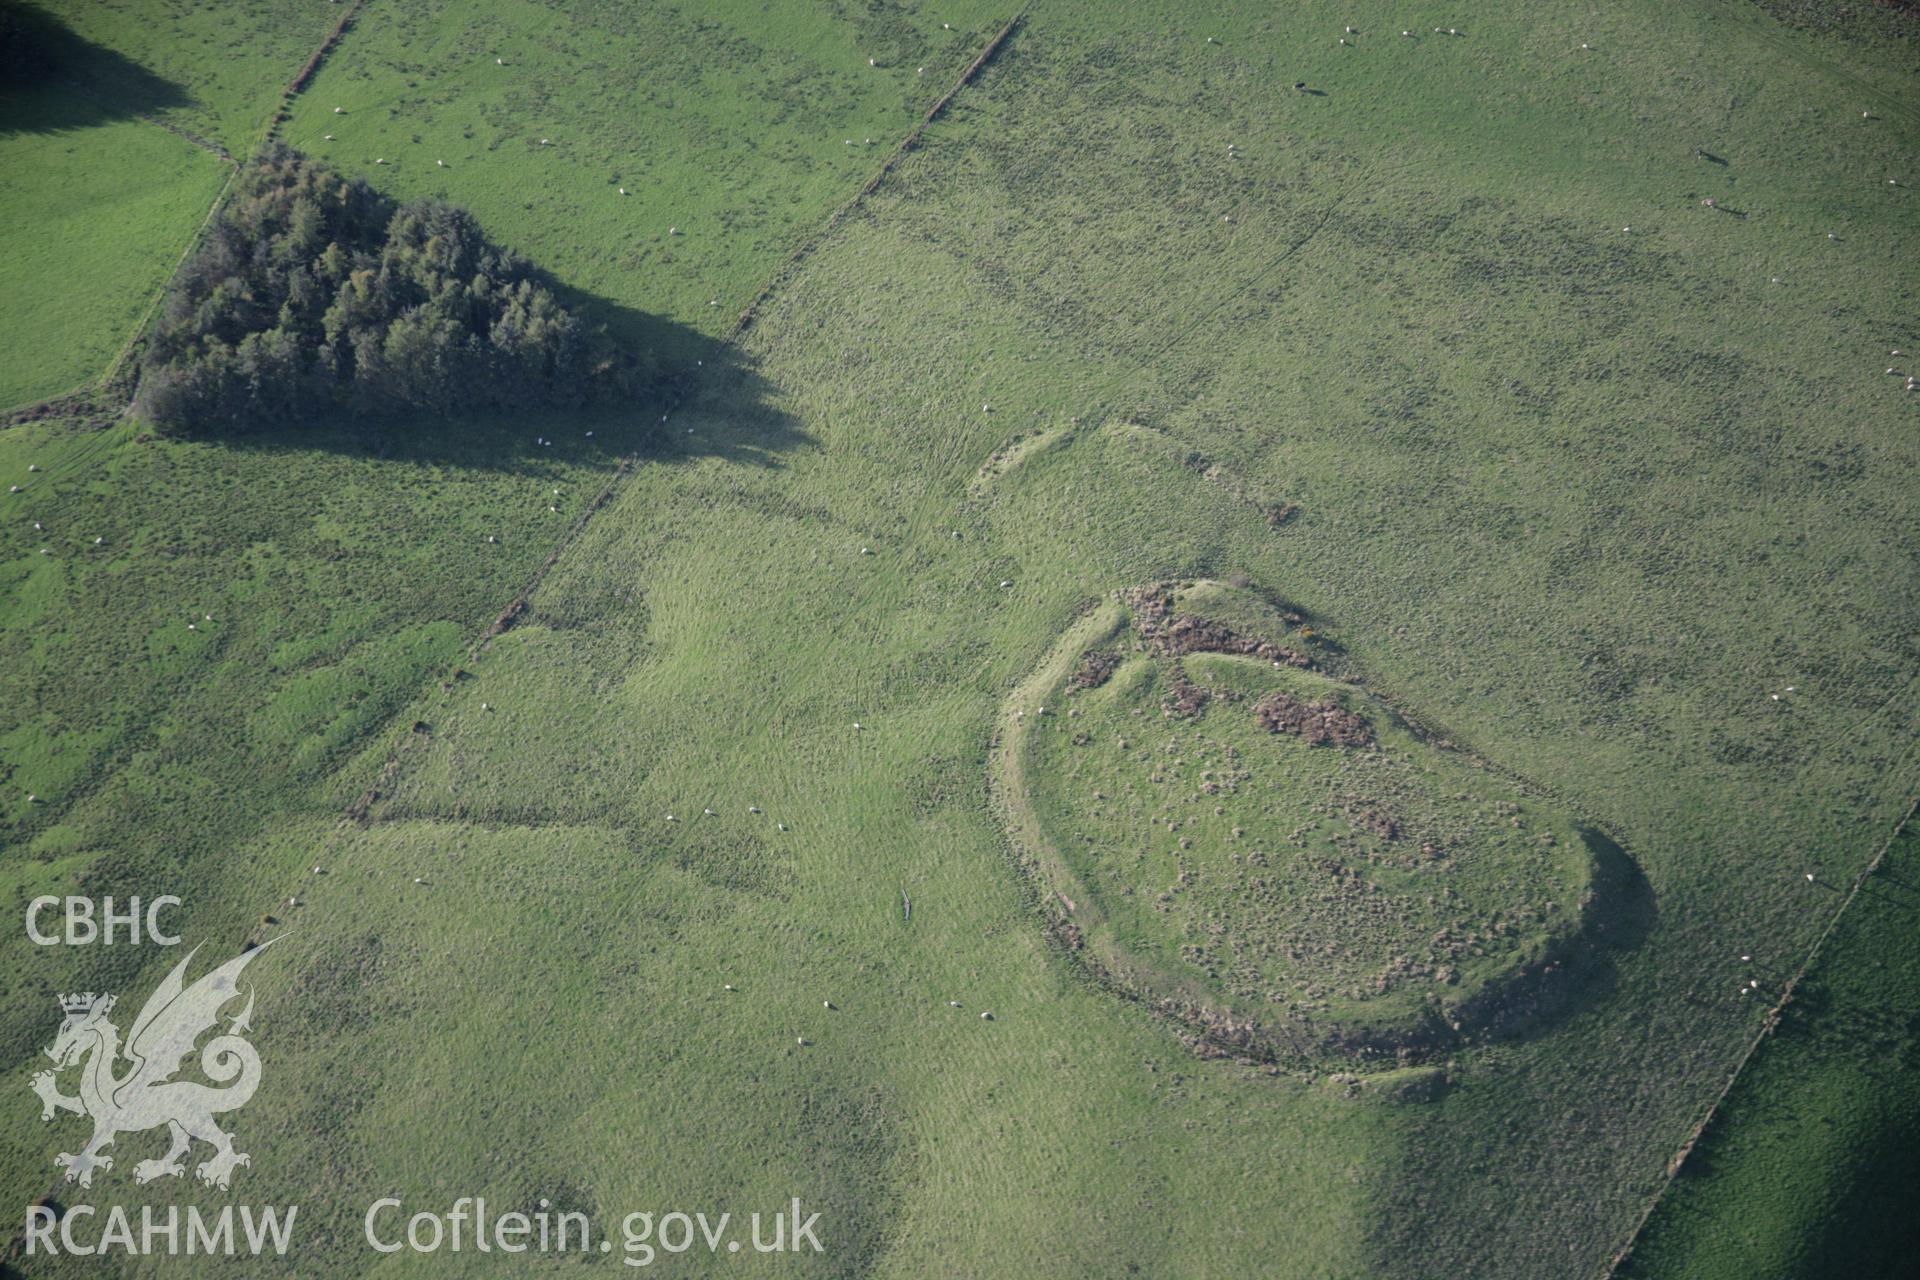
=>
[0,0,338,408]
[2,0,1917,1276]
[279,0,1014,353]
[33,0,341,153]
[1618,819,1920,1279]
[0,101,226,407]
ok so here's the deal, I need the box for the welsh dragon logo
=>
[29,942,273,1190]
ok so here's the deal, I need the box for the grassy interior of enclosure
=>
[1,0,1917,1276]
[1018,582,1599,1050]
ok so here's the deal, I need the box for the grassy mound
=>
[999,581,1617,1059]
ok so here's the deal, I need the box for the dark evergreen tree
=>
[135,145,637,432]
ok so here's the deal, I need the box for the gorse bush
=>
[135,145,637,431]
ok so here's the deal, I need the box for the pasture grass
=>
[0,1,1916,1276]
[0,0,355,406]
[281,0,1017,351]
[1618,820,1920,1279]
[0,95,227,406]
[29,0,343,152]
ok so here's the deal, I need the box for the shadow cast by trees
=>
[0,2,193,136]
[199,296,813,478]
[133,145,812,468]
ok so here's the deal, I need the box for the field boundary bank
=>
[1603,793,1920,1277]
[266,0,368,141]
[729,11,1026,339]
